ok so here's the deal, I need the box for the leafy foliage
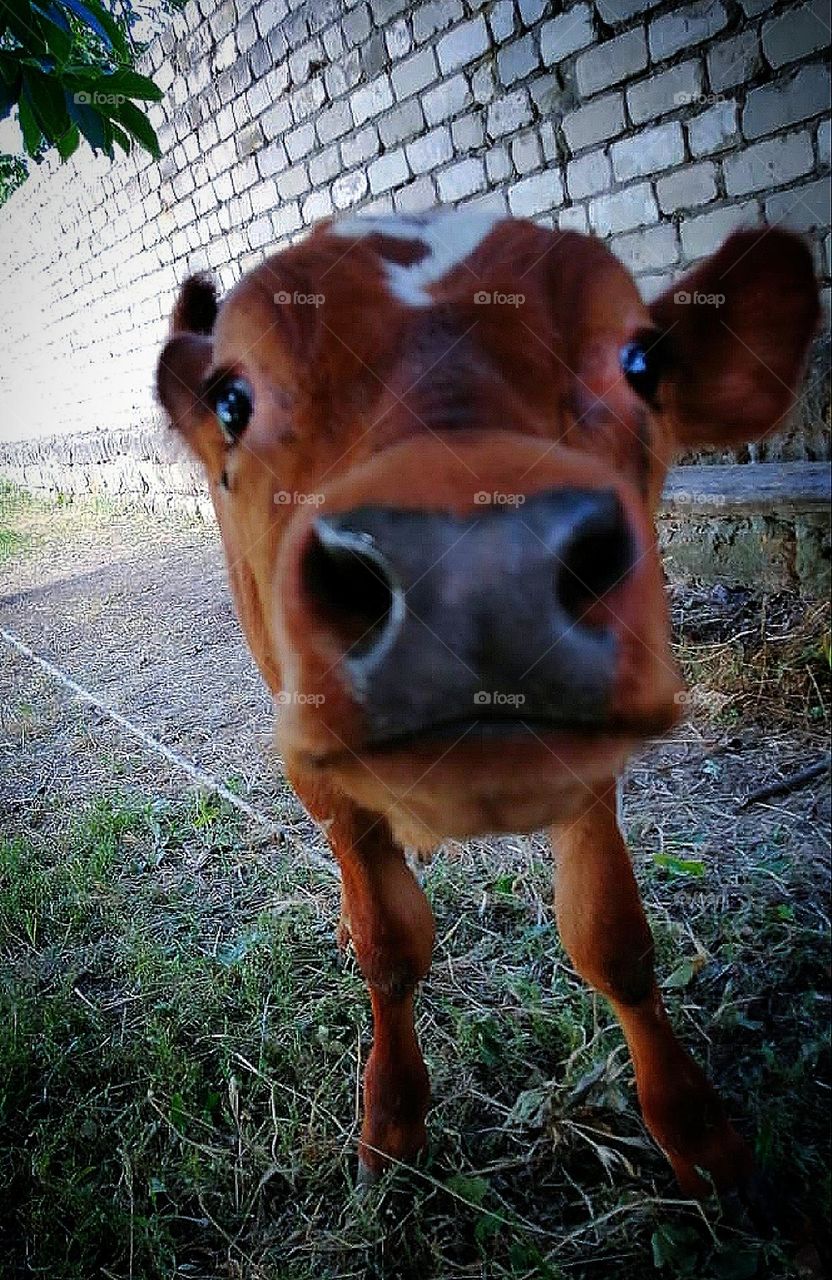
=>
[0,0,165,171]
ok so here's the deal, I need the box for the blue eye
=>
[620,339,662,402]
[214,377,253,441]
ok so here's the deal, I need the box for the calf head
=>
[157,214,818,849]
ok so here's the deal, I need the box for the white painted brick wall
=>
[0,0,827,461]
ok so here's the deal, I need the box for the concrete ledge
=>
[1,434,829,594]
[658,462,830,596]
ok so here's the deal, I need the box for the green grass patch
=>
[0,792,828,1278]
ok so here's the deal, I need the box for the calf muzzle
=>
[300,487,636,744]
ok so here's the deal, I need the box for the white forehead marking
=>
[331,209,504,307]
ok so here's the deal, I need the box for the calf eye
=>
[213,376,253,442]
[620,338,663,403]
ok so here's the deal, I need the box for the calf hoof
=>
[355,1156,381,1195]
[665,1121,753,1198]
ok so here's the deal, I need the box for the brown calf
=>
[157,213,818,1194]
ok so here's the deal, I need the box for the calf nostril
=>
[555,494,635,623]
[302,518,401,661]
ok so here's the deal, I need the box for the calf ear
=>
[156,275,218,439]
[650,229,820,448]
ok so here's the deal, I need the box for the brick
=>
[343,4,372,48]
[257,141,288,178]
[518,0,547,21]
[724,132,813,196]
[326,51,362,99]
[743,65,830,141]
[407,126,453,174]
[589,182,658,235]
[437,157,486,202]
[486,88,534,139]
[413,0,464,44]
[276,163,310,200]
[489,1,515,43]
[449,113,482,153]
[649,1,728,62]
[609,224,679,273]
[285,123,316,162]
[628,61,703,124]
[762,1,829,69]
[679,201,758,259]
[498,35,540,87]
[341,125,381,167]
[394,175,438,213]
[562,93,625,151]
[385,18,412,60]
[656,161,717,213]
[391,47,437,100]
[262,98,293,138]
[368,147,409,194]
[687,101,738,156]
[361,31,388,80]
[486,144,512,183]
[596,0,662,19]
[351,74,394,127]
[423,74,472,125]
[379,99,424,146]
[507,170,564,217]
[611,122,685,182]
[437,16,489,74]
[308,144,341,186]
[765,177,831,232]
[271,202,302,240]
[707,31,762,92]
[567,149,612,200]
[511,131,542,175]
[558,205,589,233]
[540,5,594,65]
[576,29,647,97]
[303,188,334,222]
[819,119,831,167]
[290,78,326,122]
[317,101,352,144]
[332,168,369,208]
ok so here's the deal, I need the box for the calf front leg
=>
[550,783,751,1196]
[294,776,435,1180]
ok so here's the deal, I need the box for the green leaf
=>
[446,1173,489,1207]
[59,0,122,55]
[22,68,70,143]
[56,121,79,160]
[67,96,112,157]
[31,3,73,65]
[99,68,163,102]
[110,120,130,154]
[113,98,160,159]
[17,93,43,158]
[653,852,706,878]
[664,959,697,989]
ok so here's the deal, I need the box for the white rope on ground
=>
[0,625,338,878]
